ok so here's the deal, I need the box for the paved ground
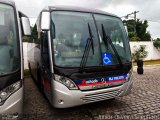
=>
[23,65,160,120]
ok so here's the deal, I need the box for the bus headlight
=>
[0,81,21,105]
[126,69,133,82]
[54,75,78,90]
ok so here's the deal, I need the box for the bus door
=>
[40,31,52,101]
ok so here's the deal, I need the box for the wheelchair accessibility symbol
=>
[102,53,112,65]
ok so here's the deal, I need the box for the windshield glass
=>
[51,11,100,67]
[0,4,19,75]
[51,11,131,67]
[94,14,131,64]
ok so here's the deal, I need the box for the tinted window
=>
[0,4,19,75]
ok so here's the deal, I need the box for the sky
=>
[14,0,160,39]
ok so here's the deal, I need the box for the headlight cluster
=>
[126,69,133,82]
[0,81,21,105]
[54,75,78,90]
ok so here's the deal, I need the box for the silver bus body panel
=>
[14,0,24,80]
[48,31,54,73]
[51,75,133,108]
[0,87,23,114]
[0,0,15,6]
[46,6,119,18]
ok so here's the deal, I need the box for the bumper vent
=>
[81,90,122,103]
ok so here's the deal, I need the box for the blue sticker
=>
[102,53,112,65]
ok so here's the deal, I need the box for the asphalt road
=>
[23,65,160,120]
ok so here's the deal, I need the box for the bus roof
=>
[0,0,15,6]
[44,6,119,18]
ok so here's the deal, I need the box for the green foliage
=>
[132,45,148,61]
[130,36,141,41]
[30,25,39,44]
[128,32,141,41]
[128,32,136,39]
[143,32,151,41]
[24,70,30,77]
[22,36,30,42]
[153,38,160,49]
[123,20,135,32]
[123,19,151,41]
[136,20,149,41]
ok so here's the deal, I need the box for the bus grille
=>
[81,90,122,103]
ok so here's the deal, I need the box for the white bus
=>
[0,0,30,118]
[28,6,133,108]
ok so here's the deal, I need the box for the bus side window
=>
[41,32,50,69]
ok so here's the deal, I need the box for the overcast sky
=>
[14,0,160,39]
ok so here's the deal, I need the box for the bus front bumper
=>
[0,87,23,118]
[52,76,133,108]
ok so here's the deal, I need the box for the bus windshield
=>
[0,4,19,75]
[51,11,131,67]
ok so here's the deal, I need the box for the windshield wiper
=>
[101,24,123,67]
[79,23,94,72]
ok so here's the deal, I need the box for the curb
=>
[133,64,160,67]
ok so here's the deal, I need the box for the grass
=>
[132,59,160,66]
[24,69,30,77]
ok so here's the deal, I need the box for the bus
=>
[0,0,30,117]
[28,6,133,108]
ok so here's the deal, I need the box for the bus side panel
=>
[28,18,41,81]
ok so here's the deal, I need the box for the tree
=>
[136,20,151,41]
[123,19,135,32]
[132,45,148,61]
[123,19,151,41]
[22,26,33,42]
[130,36,141,41]
[153,38,160,49]
[128,32,140,41]
[128,32,136,39]
[22,36,30,42]
[30,25,39,44]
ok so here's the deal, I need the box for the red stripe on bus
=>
[78,80,125,87]
[42,76,51,91]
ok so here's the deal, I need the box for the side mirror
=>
[21,17,31,36]
[41,11,50,31]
